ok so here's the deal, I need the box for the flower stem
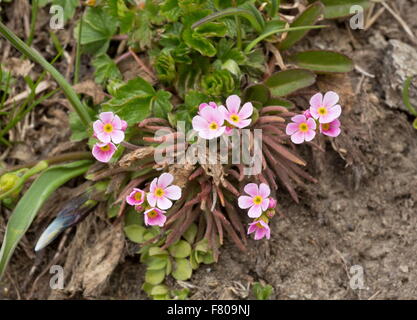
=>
[0,21,92,128]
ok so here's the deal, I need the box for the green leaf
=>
[311,0,371,19]
[168,240,192,258]
[150,284,169,296]
[149,246,169,257]
[402,76,417,117]
[92,54,122,85]
[145,269,166,285]
[171,288,190,300]
[201,69,235,97]
[288,50,354,73]
[252,282,273,300]
[279,2,324,51]
[0,160,92,279]
[182,223,198,244]
[244,84,271,105]
[265,97,295,109]
[183,28,217,57]
[172,258,193,281]
[265,69,317,97]
[77,7,118,55]
[154,50,176,82]
[147,256,168,271]
[124,225,146,243]
[102,77,154,126]
[151,90,173,119]
[413,118,417,130]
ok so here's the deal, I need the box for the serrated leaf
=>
[102,77,154,126]
[265,69,317,97]
[124,225,146,243]
[310,0,370,19]
[288,50,354,73]
[194,22,227,37]
[152,90,173,119]
[92,54,122,85]
[172,258,192,281]
[168,240,192,258]
[279,2,324,51]
[183,29,217,57]
[145,269,166,285]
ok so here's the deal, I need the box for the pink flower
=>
[147,173,182,210]
[268,198,277,209]
[304,109,312,119]
[92,142,117,163]
[126,188,146,206]
[285,115,317,144]
[121,120,128,132]
[238,183,270,218]
[247,220,271,240]
[219,95,253,129]
[144,208,167,227]
[320,119,341,137]
[199,102,218,112]
[309,91,342,124]
[93,112,125,144]
[192,106,225,140]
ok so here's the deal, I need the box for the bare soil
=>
[1,0,417,300]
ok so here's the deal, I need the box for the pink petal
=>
[157,196,173,210]
[96,131,111,143]
[200,106,223,124]
[158,172,174,189]
[149,178,157,193]
[226,95,241,114]
[121,120,128,131]
[99,112,114,123]
[304,129,316,142]
[309,106,319,120]
[322,126,341,137]
[244,183,259,197]
[147,193,157,207]
[239,102,253,119]
[192,115,209,131]
[291,114,307,124]
[261,198,270,211]
[218,105,228,118]
[291,131,305,144]
[286,123,299,135]
[236,119,251,129]
[93,120,104,134]
[307,118,317,130]
[322,91,339,108]
[110,129,125,144]
[164,185,181,200]
[111,115,123,130]
[319,104,341,124]
[309,92,323,108]
[254,227,267,240]
[238,196,254,209]
[92,143,116,163]
[247,223,258,235]
[259,183,271,198]
[198,129,214,140]
[248,204,262,218]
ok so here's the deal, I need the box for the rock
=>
[381,40,417,114]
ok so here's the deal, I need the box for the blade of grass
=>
[402,76,417,117]
[0,160,92,279]
[74,12,84,84]
[27,0,39,46]
[0,21,92,127]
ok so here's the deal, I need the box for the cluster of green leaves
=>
[252,282,273,300]
[124,210,214,299]
[402,76,417,129]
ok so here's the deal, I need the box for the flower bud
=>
[268,198,277,209]
[266,209,275,219]
[0,173,20,193]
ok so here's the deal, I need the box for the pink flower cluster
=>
[192,95,253,140]
[286,91,342,144]
[238,183,277,240]
[92,112,127,163]
[125,173,181,227]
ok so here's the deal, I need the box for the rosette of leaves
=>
[201,69,235,97]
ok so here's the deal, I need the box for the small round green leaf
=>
[172,258,193,281]
[150,284,169,296]
[147,256,169,271]
[145,269,166,285]
[168,240,192,258]
[123,225,146,243]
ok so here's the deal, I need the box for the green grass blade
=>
[0,21,91,128]
[0,160,92,279]
[402,76,417,117]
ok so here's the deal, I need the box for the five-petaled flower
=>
[219,95,253,129]
[92,142,117,163]
[126,188,146,207]
[286,114,317,144]
[247,219,271,240]
[144,208,167,227]
[147,173,182,210]
[309,91,341,124]
[238,183,271,218]
[320,119,341,137]
[93,112,125,144]
[192,106,226,140]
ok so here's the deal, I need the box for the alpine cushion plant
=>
[0,0,363,300]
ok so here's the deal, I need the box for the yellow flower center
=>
[209,122,218,130]
[100,144,110,151]
[154,187,165,198]
[318,107,328,116]
[298,123,309,132]
[230,114,240,123]
[321,123,330,131]
[147,210,158,218]
[134,192,143,201]
[253,195,263,205]
[103,123,114,133]
[256,222,264,229]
